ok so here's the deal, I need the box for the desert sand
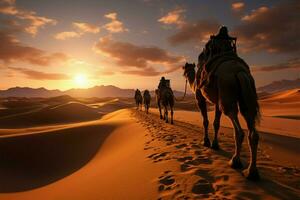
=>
[0,89,299,199]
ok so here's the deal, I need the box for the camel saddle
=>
[198,52,250,88]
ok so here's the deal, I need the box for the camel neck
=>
[186,69,196,93]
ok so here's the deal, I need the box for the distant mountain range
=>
[257,78,300,93]
[0,85,187,98]
[1,78,299,98]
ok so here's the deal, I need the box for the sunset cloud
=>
[252,57,300,72]
[168,19,220,45]
[104,12,128,33]
[54,31,81,40]
[94,36,184,76]
[158,7,186,27]
[0,0,56,36]
[73,22,100,33]
[9,67,70,80]
[54,21,100,40]
[0,29,68,65]
[231,2,245,11]
[235,0,300,53]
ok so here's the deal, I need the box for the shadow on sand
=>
[0,123,116,193]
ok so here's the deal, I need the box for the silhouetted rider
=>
[158,77,167,90]
[205,26,237,60]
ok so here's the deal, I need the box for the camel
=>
[182,56,260,180]
[143,90,151,114]
[155,87,174,124]
[134,89,143,110]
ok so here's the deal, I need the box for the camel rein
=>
[174,78,187,101]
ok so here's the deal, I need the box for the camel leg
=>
[228,112,244,169]
[243,121,260,180]
[170,106,174,124]
[196,90,210,147]
[158,101,163,119]
[212,105,222,150]
[164,106,168,123]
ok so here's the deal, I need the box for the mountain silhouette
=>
[0,85,187,98]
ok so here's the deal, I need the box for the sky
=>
[0,0,299,91]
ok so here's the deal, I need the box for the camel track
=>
[132,109,300,200]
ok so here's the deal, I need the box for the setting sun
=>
[73,74,88,88]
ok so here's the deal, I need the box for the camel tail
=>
[236,71,261,125]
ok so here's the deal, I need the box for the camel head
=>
[182,62,196,78]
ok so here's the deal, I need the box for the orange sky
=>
[0,0,299,91]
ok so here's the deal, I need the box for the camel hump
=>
[200,53,250,88]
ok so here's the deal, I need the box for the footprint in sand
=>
[158,171,177,192]
[177,156,193,162]
[176,143,188,149]
[192,179,215,195]
[147,152,169,163]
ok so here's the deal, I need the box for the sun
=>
[73,74,88,88]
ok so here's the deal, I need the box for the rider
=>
[198,26,237,87]
[207,26,237,59]
[135,89,141,98]
[158,77,167,90]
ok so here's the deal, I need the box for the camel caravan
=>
[134,77,174,124]
[134,26,260,180]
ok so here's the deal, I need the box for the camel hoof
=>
[243,167,260,181]
[229,157,243,169]
[211,139,220,150]
[202,137,211,148]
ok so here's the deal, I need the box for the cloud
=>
[54,31,81,40]
[168,19,220,45]
[158,7,186,27]
[94,36,184,76]
[0,0,56,36]
[231,2,245,11]
[122,65,180,76]
[104,12,128,33]
[73,22,100,33]
[234,0,300,53]
[54,21,100,40]
[0,29,68,65]
[241,6,268,21]
[9,67,70,80]
[252,57,300,72]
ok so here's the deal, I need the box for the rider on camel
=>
[198,26,239,88]
[204,26,237,61]
[158,76,171,90]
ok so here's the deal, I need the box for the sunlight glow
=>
[73,74,88,88]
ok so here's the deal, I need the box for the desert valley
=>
[0,82,299,200]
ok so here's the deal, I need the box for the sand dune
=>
[0,95,299,199]
[260,88,300,103]
[0,120,116,192]
[0,109,162,200]
[0,102,101,128]
[258,88,300,119]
